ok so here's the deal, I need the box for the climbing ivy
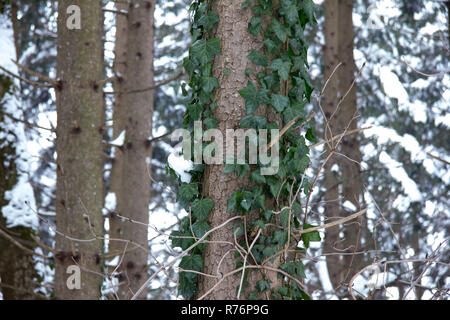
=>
[169,0,320,300]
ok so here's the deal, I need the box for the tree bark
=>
[323,0,364,295]
[55,0,105,299]
[322,0,343,292]
[115,0,155,300]
[338,0,363,286]
[108,0,128,272]
[196,0,283,300]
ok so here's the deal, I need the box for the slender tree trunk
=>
[323,0,364,295]
[108,0,128,270]
[115,0,155,300]
[322,0,343,292]
[338,0,363,286]
[55,0,105,299]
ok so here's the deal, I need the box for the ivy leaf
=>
[271,94,290,113]
[302,179,312,195]
[240,115,267,129]
[192,220,211,237]
[273,230,288,248]
[250,169,266,183]
[238,81,259,114]
[280,208,290,228]
[256,279,271,293]
[266,176,281,198]
[178,182,198,202]
[247,50,268,67]
[305,127,316,143]
[178,272,196,299]
[280,0,300,26]
[170,230,194,250]
[204,117,218,129]
[191,198,215,221]
[248,16,262,37]
[283,101,306,124]
[240,198,252,211]
[183,58,194,77]
[223,163,236,174]
[201,76,219,93]
[280,260,306,278]
[197,11,219,31]
[191,38,221,64]
[227,191,241,212]
[223,68,231,75]
[270,58,292,81]
[301,0,316,24]
[301,223,321,248]
[179,254,203,275]
[236,164,251,179]
[263,39,279,54]
[270,18,288,42]
[254,220,267,231]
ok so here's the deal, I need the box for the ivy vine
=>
[169,0,320,300]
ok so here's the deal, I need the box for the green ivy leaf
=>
[270,18,288,42]
[238,81,259,114]
[301,0,317,24]
[256,279,271,293]
[270,58,292,81]
[280,208,290,228]
[305,127,316,143]
[191,198,215,221]
[201,76,219,93]
[271,94,290,113]
[254,220,267,231]
[273,230,288,248]
[204,117,218,129]
[197,11,219,31]
[280,0,300,26]
[250,169,266,183]
[240,115,267,129]
[223,68,231,75]
[192,220,211,237]
[178,272,196,299]
[178,182,198,202]
[191,38,221,64]
[280,260,306,278]
[248,16,262,37]
[227,191,241,212]
[236,163,251,179]
[301,223,321,248]
[247,50,268,67]
[263,39,279,54]
[179,254,203,275]
[170,230,194,250]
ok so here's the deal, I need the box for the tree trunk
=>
[338,0,363,286]
[54,0,105,299]
[108,0,128,272]
[322,0,343,292]
[323,0,363,295]
[196,0,283,300]
[115,0,155,300]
